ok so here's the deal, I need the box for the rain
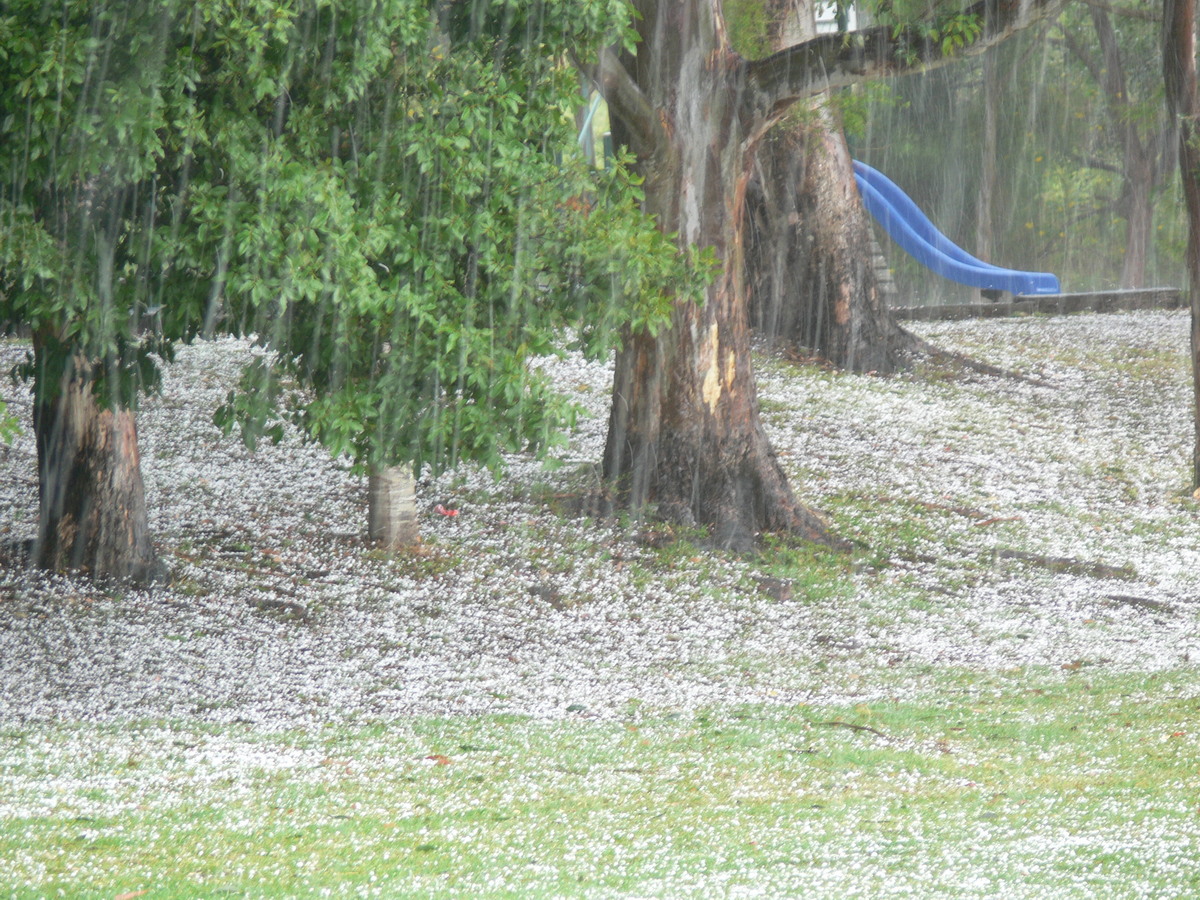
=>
[2,0,1199,896]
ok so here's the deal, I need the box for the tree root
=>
[899,328,1051,387]
[995,549,1136,580]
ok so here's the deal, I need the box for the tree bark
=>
[746,0,917,373]
[368,466,420,550]
[32,345,162,583]
[601,0,836,550]
[1162,0,1200,487]
[596,0,1069,547]
[1118,149,1156,289]
[747,103,919,373]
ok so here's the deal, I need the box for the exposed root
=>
[996,549,1136,580]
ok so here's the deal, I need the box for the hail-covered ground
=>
[1,310,1198,728]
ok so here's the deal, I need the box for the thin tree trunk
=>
[32,346,162,583]
[977,46,999,298]
[1162,0,1200,487]
[1089,5,1155,289]
[368,466,420,550]
[1119,152,1155,289]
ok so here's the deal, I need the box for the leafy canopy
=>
[0,0,708,473]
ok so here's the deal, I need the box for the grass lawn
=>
[3,670,1199,898]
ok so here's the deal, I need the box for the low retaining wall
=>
[892,288,1183,322]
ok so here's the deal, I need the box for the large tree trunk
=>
[603,1,836,549]
[746,1,916,373]
[747,106,917,373]
[594,0,1067,546]
[1163,0,1200,487]
[32,345,162,583]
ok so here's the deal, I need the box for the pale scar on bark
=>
[701,322,722,411]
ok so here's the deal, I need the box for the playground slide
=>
[852,160,1061,296]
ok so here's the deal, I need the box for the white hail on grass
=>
[0,311,1197,731]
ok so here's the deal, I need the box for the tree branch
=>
[1078,0,1160,22]
[583,47,660,156]
[1056,25,1104,88]
[741,0,1068,132]
[1067,153,1122,175]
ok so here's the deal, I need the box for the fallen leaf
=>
[424,754,452,766]
[115,892,149,900]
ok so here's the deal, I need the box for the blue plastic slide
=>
[853,160,1060,296]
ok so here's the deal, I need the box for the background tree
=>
[0,0,694,581]
[1162,0,1200,487]
[863,2,1181,301]
[1,1,202,582]
[210,0,697,485]
[1057,2,1175,289]
[593,0,1067,549]
[739,0,915,373]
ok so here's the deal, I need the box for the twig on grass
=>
[1103,594,1177,615]
[815,720,889,740]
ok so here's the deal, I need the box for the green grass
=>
[3,671,1198,898]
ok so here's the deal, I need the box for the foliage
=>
[932,11,982,55]
[0,1,197,408]
[723,0,775,58]
[835,81,903,142]
[0,0,704,476]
